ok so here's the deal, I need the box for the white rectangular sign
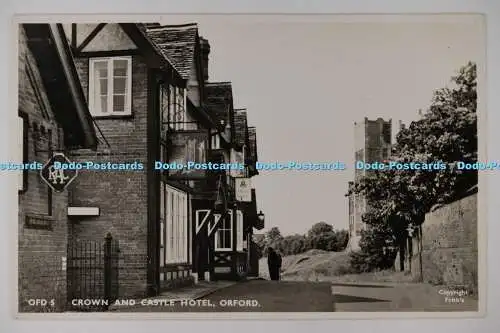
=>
[230,149,245,177]
[235,178,252,202]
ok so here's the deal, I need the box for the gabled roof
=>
[23,24,97,149]
[233,109,248,148]
[117,24,185,87]
[204,82,233,125]
[144,23,198,79]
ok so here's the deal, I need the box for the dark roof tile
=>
[145,23,198,79]
[234,109,248,147]
[248,127,258,161]
[205,82,233,124]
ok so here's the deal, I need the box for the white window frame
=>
[211,131,221,150]
[215,210,233,251]
[164,185,189,264]
[236,210,244,252]
[88,57,132,116]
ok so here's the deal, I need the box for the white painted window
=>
[211,132,220,149]
[18,115,25,191]
[164,184,189,264]
[88,57,132,116]
[236,210,244,252]
[215,210,233,251]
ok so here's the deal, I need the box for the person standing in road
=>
[276,250,282,280]
[267,247,281,281]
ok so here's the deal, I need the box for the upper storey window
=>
[89,57,132,116]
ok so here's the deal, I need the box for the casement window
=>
[211,132,221,150]
[18,112,28,193]
[215,210,233,251]
[236,210,244,252]
[168,85,186,130]
[88,57,132,116]
[162,184,189,264]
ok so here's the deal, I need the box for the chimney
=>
[200,37,210,82]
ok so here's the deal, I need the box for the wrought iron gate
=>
[67,233,119,311]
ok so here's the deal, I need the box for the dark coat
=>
[267,250,282,280]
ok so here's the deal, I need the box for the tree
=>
[279,234,309,255]
[350,224,397,273]
[305,222,349,252]
[335,230,350,250]
[348,62,477,271]
[253,234,266,258]
[265,227,283,244]
[307,222,334,238]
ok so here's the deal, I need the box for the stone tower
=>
[348,117,392,251]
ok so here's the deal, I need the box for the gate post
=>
[104,233,112,305]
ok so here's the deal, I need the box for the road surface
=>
[113,280,334,312]
[111,279,478,312]
[331,281,478,312]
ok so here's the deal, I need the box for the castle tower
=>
[348,117,392,251]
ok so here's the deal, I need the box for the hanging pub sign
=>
[230,148,245,178]
[167,130,208,180]
[235,178,252,202]
[40,153,78,192]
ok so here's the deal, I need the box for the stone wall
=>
[411,192,478,293]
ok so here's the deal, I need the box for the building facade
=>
[11,22,265,309]
[348,117,392,251]
[18,23,98,312]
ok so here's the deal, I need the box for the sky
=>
[161,14,484,236]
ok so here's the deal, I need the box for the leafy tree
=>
[306,222,349,252]
[265,227,283,245]
[259,224,349,257]
[253,234,266,258]
[279,234,309,255]
[349,224,398,273]
[307,222,334,238]
[334,229,350,250]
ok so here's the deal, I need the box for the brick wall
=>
[411,192,478,293]
[18,26,69,312]
[68,55,150,298]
